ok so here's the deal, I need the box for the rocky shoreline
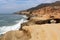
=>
[1,1,60,40]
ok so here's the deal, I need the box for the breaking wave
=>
[0,18,28,35]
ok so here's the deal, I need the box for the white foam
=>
[0,18,28,35]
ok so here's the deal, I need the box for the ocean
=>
[0,14,28,35]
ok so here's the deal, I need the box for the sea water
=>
[0,14,28,35]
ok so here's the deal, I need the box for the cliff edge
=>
[1,1,60,40]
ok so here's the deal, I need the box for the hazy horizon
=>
[0,0,58,14]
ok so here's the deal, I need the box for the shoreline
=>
[1,1,60,40]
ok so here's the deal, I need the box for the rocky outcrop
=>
[15,1,60,18]
[1,23,60,40]
[32,6,60,17]
[0,30,31,40]
[15,10,30,16]
[22,24,60,40]
[1,1,60,40]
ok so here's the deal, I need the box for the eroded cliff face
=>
[32,6,60,16]
[1,1,60,40]
[1,24,60,40]
[0,30,31,40]
[16,1,60,18]
[22,24,60,40]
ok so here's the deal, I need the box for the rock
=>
[15,1,60,18]
[1,1,60,40]
[50,19,56,23]
[22,24,60,40]
[20,16,48,29]
[20,16,60,30]
[1,24,60,40]
[32,6,60,17]
[0,30,31,40]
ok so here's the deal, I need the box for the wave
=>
[0,18,28,35]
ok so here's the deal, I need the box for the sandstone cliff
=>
[1,1,60,40]
[15,1,60,18]
[1,24,60,40]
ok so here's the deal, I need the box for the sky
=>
[0,0,58,14]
